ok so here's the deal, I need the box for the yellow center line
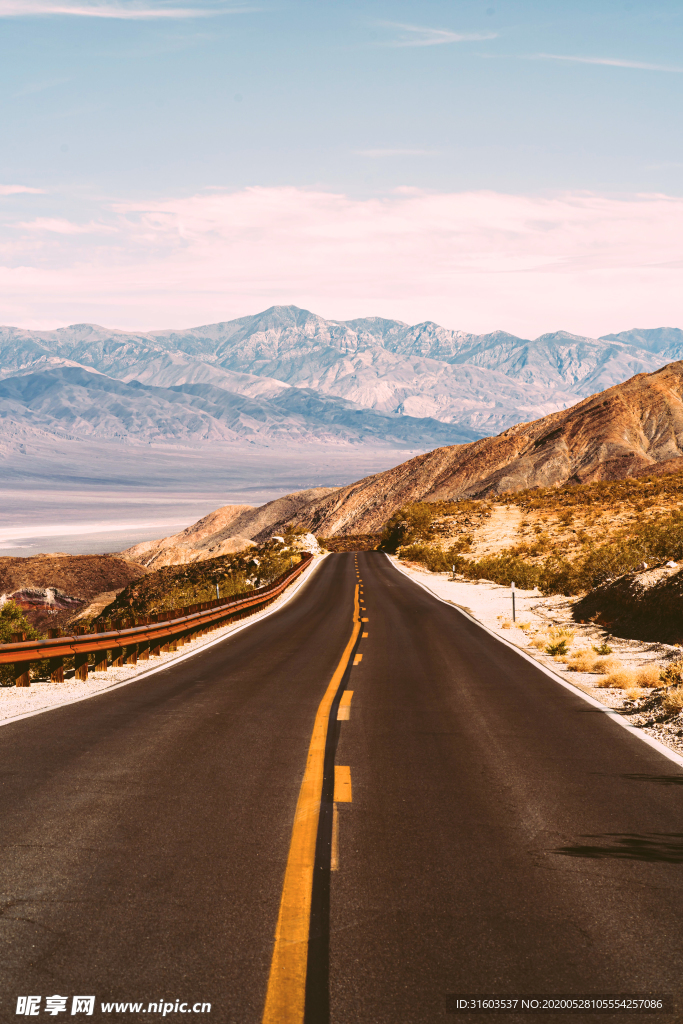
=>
[262,585,361,1024]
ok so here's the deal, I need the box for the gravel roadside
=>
[390,555,683,759]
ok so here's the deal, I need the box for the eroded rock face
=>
[0,554,146,629]
[0,587,83,614]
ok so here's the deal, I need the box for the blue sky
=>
[1,1,682,335]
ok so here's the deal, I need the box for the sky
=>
[1,0,682,338]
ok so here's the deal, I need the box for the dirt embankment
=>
[0,554,147,630]
[573,567,683,644]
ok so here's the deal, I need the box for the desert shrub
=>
[662,686,683,714]
[594,656,622,674]
[567,649,600,673]
[0,601,39,686]
[660,660,683,686]
[625,687,644,701]
[593,643,612,655]
[635,664,661,688]
[398,544,460,573]
[600,668,636,689]
[381,503,436,552]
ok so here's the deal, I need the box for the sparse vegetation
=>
[599,667,637,689]
[92,542,299,625]
[660,660,683,686]
[662,686,683,714]
[317,534,380,552]
[0,601,39,686]
[635,664,661,688]
[390,469,683,601]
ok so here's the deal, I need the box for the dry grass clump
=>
[662,686,683,714]
[593,655,622,674]
[635,664,661,688]
[517,620,531,630]
[530,633,549,650]
[545,626,576,656]
[596,667,636,689]
[566,648,600,673]
[500,619,512,629]
[625,686,645,701]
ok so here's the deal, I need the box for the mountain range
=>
[3,305,683,497]
[121,358,683,564]
[3,306,683,443]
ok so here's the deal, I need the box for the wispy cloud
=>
[17,217,115,233]
[0,1,254,18]
[354,148,439,158]
[0,184,45,195]
[2,186,683,338]
[379,22,497,48]
[530,53,683,73]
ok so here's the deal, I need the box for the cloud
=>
[379,22,497,47]
[15,217,115,233]
[530,53,683,73]
[0,184,45,195]
[2,186,683,338]
[354,148,439,158]
[0,1,252,18]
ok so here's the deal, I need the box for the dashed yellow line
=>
[337,690,353,720]
[334,765,352,802]
[262,586,361,1024]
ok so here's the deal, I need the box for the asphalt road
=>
[1,552,682,1023]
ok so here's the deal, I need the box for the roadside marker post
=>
[511,581,516,623]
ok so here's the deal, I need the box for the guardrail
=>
[0,553,314,686]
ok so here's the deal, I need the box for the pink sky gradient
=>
[2,186,682,337]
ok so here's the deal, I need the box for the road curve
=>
[0,552,682,1023]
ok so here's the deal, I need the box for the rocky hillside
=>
[119,360,683,562]
[0,554,147,630]
[290,359,683,536]
[122,488,335,568]
[3,306,682,439]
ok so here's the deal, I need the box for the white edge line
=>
[0,554,329,730]
[387,554,683,771]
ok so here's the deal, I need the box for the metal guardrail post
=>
[74,627,88,680]
[93,624,108,672]
[47,628,65,683]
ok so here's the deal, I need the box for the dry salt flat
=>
[390,555,683,759]
[0,554,326,727]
